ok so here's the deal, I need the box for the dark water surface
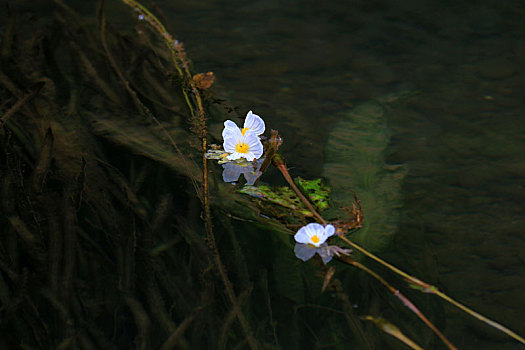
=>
[163,1,525,348]
[1,0,524,349]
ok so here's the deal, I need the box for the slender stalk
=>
[272,153,327,225]
[118,2,259,348]
[274,154,525,346]
[257,130,282,175]
[119,0,196,119]
[338,255,457,350]
[434,289,525,345]
[338,235,525,345]
[361,316,423,350]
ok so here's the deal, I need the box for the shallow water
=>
[163,1,525,348]
[1,0,524,349]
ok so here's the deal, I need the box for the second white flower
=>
[294,223,335,248]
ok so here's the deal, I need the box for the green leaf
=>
[239,185,313,217]
[294,177,330,211]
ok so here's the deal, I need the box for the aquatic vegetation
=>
[323,95,408,252]
[295,177,331,211]
[239,183,316,219]
[0,1,523,349]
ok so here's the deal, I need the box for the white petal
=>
[224,120,239,130]
[244,110,265,135]
[324,224,335,238]
[222,129,236,140]
[247,142,263,160]
[243,131,263,159]
[223,137,239,153]
[222,121,241,140]
[304,223,324,237]
[294,227,311,244]
[294,243,317,261]
[243,152,256,162]
[223,123,242,140]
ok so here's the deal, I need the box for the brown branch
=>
[272,153,327,225]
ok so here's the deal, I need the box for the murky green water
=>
[1,0,523,349]
[164,1,525,348]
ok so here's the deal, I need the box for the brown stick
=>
[272,153,327,225]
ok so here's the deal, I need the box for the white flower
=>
[294,223,335,248]
[222,110,266,161]
[223,127,263,161]
[222,110,265,139]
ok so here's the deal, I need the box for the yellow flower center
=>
[235,141,250,154]
[311,235,320,244]
[241,127,249,136]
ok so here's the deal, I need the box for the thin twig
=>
[337,255,457,350]
[274,153,525,346]
[117,2,259,348]
[339,235,525,345]
[272,153,326,225]
[361,316,423,350]
[0,82,45,126]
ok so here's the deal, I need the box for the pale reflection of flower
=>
[294,243,351,264]
[222,159,263,185]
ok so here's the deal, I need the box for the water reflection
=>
[221,158,263,185]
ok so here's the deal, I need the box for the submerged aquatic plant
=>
[1,1,522,349]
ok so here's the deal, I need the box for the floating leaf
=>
[294,177,330,211]
[239,184,313,218]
